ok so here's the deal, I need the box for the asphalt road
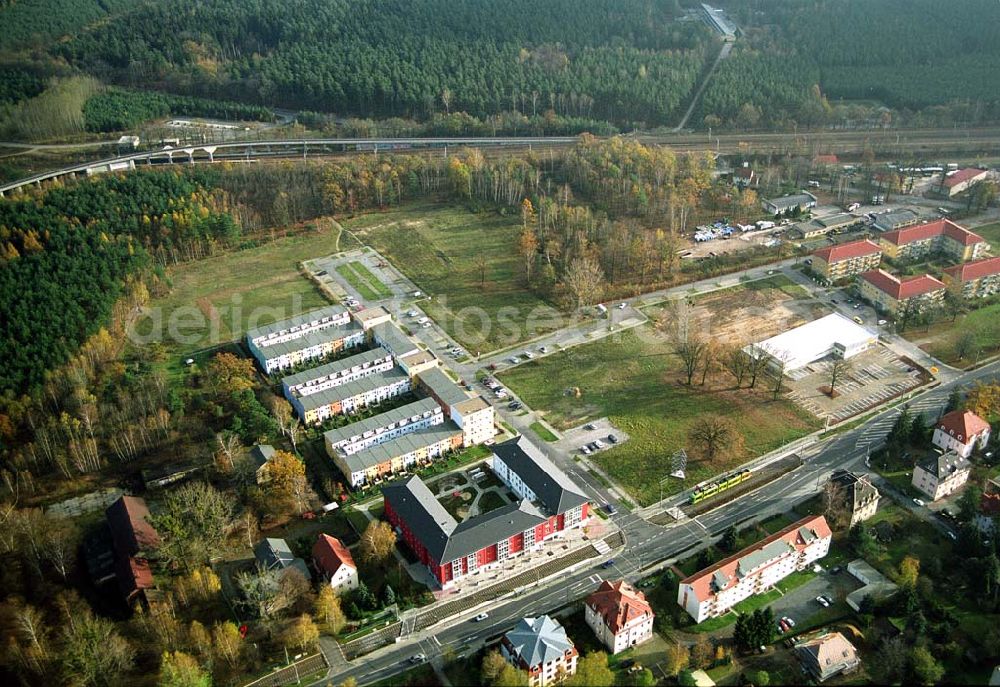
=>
[313,357,1000,686]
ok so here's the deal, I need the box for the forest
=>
[0,172,239,393]
[700,0,1000,128]
[52,0,709,127]
[82,88,275,132]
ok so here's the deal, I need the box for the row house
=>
[677,515,832,623]
[912,450,971,502]
[502,615,578,687]
[858,269,946,316]
[291,368,411,424]
[931,409,991,459]
[251,323,365,374]
[584,580,655,655]
[812,240,882,281]
[333,423,463,488]
[324,397,444,458]
[943,256,1000,299]
[418,366,496,445]
[281,347,394,399]
[877,219,988,262]
[245,305,350,350]
[383,436,590,589]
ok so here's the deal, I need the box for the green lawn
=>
[727,273,810,300]
[136,226,341,382]
[530,421,559,442]
[477,489,508,514]
[344,202,566,352]
[972,221,1000,246]
[499,327,822,505]
[349,260,393,298]
[912,300,1000,365]
[688,589,783,633]
[336,262,380,300]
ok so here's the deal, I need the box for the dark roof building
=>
[105,496,161,608]
[383,436,591,588]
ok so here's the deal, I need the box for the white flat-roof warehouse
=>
[749,313,878,371]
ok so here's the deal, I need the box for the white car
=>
[412,291,422,297]
[815,595,830,607]
[581,445,592,455]
[913,497,926,507]
[417,317,430,324]
[523,351,534,359]
[474,613,489,622]
[617,302,627,310]
[407,309,419,317]
[421,322,432,329]
[878,319,887,325]
[509,356,520,364]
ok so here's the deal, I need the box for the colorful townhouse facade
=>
[281,347,394,399]
[291,368,412,425]
[677,516,832,623]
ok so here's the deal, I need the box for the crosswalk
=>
[592,540,612,556]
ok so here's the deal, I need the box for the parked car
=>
[830,566,842,574]
[618,302,627,310]
[508,401,522,410]
[407,309,419,317]
[585,423,596,430]
[913,497,926,507]
[421,321,432,329]
[410,654,426,664]
[581,445,592,455]
[878,319,887,325]
[853,316,864,325]
[509,356,520,364]
[604,503,618,515]
[539,346,549,354]
[783,616,796,628]
[474,613,489,622]
[593,439,605,449]
[816,595,830,607]
[607,434,619,444]
[417,317,430,324]
[947,531,958,541]
[601,559,616,569]
[523,351,534,359]
[821,595,833,606]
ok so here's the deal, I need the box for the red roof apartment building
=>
[943,256,1000,299]
[857,269,946,316]
[585,580,655,654]
[812,239,882,280]
[677,515,832,623]
[877,219,988,262]
[383,436,589,589]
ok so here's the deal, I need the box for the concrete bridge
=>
[0,137,577,197]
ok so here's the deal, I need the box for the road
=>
[672,41,735,132]
[311,355,1000,686]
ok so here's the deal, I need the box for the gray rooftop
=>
[371,322,419,358]
[491,436,589,515]
[917,450,971,481]
[737,539,792,577]
[711,570,731,592]
[257,322,363,362]
[282,347,391,389]
[253,537,309,578]
[246,305,348,342]
[505,615,575,668]
[296,368,410,413]
[324,397,443,448]
[383,476,548,563]
[831,470,879,511]
[873,208,921,231]
[417,366,471,408]
[765,192,817,210]
[335,422,461,474]
[249,444,276,469]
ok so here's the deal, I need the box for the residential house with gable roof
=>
[312,534,358,593]
[912,450,972,501]
[932,409,991,458]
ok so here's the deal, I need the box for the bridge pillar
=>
[204,146,217,162]
[186,150,194,163]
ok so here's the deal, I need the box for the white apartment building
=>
[251,324,365,374]
[678,516,832,623]
[452,397,496,446]
[501,615,578,687]
[281,347,394,398]
[931,409,992,459]
[290,368,411,424]
[323,397,444,457]
[245,305,350,350]
[912,450,971,501]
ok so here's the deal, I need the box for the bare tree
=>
[822,479,851,531]
[270,398,301,450]
[43,519,79,581]
[475,254,488,287]
[359,520,397,565]
[237,566,309,623]
[721,344,752,388]
[667,299,707,387]
[770,352,789,400]
[688,416,735,462]
[746,343,771,389]
[563,256,606,310]
[826,357,853,397]
[215,432,243,473]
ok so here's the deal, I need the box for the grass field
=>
[530,421,559,442]
[972,221,1000,246]
[336,261,391,300]
[911,300,1000,365]
[499,327,822,505]
[344,202,565,352]
[136,226,346,381]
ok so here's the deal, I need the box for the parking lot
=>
[554,417,630,459]
[785,346,924,423]
[767,568,863,633]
